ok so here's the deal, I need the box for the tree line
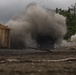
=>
[55,3,76,40]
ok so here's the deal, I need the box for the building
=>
[0,24,11,49]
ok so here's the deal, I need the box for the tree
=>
[55,3,76,40]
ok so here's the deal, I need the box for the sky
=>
[0,0,76,23]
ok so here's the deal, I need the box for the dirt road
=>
[0,47,76,75]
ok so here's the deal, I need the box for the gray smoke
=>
[71,34,76,43]
[7,3,67,49]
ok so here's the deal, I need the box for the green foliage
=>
[55,4,76,40]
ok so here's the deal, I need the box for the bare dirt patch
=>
[0,47,76,75]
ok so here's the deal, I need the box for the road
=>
[0,47,76,55]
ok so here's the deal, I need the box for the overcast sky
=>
[0,0,76,23]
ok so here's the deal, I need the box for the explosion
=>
[7,3,67,49]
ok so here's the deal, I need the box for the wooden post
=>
[8,30,10,49]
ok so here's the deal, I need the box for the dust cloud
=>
[7,3,67,49]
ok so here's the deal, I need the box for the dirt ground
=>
[0,47,76,75]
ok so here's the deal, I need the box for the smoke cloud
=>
[60,34,76,47]
[7,3,67,49]
[61,40,75,47]
[71,34,76,43]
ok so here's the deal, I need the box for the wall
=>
[0,29,10,48]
